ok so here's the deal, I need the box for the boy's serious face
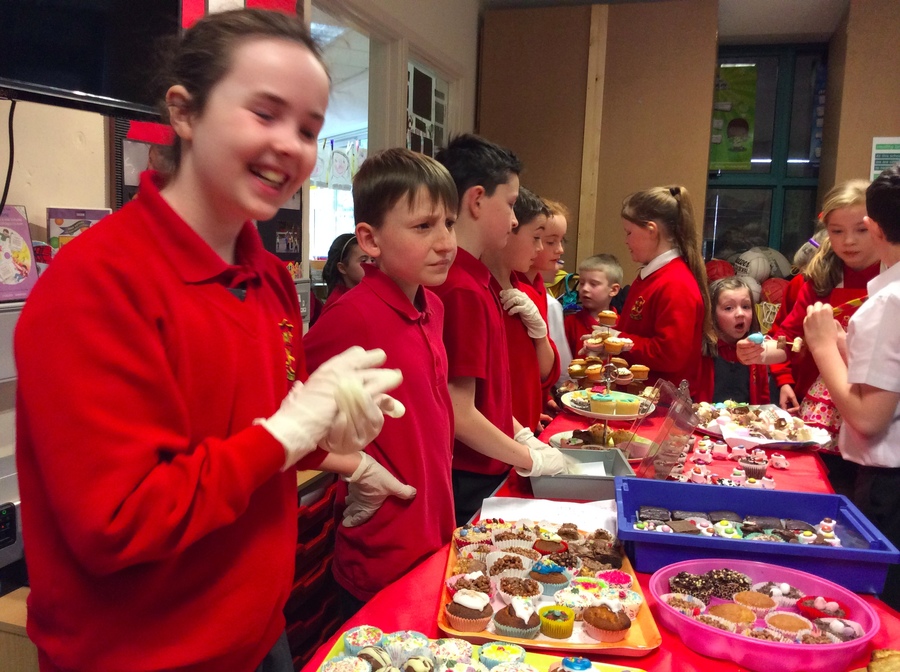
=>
[479,176,521,252]
[505,215,546,273]
[357,187,457,301]
[579,269,619,312]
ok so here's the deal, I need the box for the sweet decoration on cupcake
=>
[582,602,631,642]
[357,647,392,672]
[492,596,541,639]
[402,657,434,672]
[345,626,385,654]
[444,590,493,633]
[429,639,472,665]
[477,642,526,670]
[322,657,373,672]
[538,605,576,639]
[796,595,848,619]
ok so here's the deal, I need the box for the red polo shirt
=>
[15,171,325,672]
[304,265,454,600]
[564,308,599,359]
[433,248,513,475]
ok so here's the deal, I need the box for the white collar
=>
[868,258,900,297]
[639,248,680,279]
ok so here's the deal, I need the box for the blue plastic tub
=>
[614,476,900,594]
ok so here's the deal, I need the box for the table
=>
[302,412,900,672]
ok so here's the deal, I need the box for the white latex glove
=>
[499,288,547,339]
[321,378,407,456]
[579,325,620,342]
[256,347,403,469]
[342,453,417,527]
[512,427,574,477]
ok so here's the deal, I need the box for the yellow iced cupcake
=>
[589,394,616,415]
[615,394,641,415]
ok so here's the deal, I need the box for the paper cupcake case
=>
[438,539,661,656]
[319,636,652,672]
[648,558,881,672]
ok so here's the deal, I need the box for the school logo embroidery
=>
[630,296,645,321]
[279,319,297,382]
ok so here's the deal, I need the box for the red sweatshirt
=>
[564,309,599,360]
[769,262,878,402]
[303,266,454,601]
[15,172,325,672]
[617,257,713,401]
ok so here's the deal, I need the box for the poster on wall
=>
[871,137,900,180]
[0,206,38,302]
[708,64,757,171]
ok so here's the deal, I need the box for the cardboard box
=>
[615,476,900,593]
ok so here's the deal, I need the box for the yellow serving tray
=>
[319,636,648,672]
[437,546,661,657]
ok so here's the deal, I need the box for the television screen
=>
[0,0,181,119]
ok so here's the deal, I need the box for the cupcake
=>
[568,360,587,380]
[492,596,541,639]
[454,524,494,549]
[707,603,755,626]
[733,590,777,617]
[462,544,497,563]
[497,576,542,604]
[693,614,736,632]
[344,626,385,655]
[630,364,649,381]
[486,552,529,579]
[596,569,633,590]
[506,546,542,563]
[381,632,432,668]
[358,647,393,672]
[614,367,634,386]
[533,532,567,555]
[796,595,849,620]
[492,529,537,551]
[529,559,571,595]
[444,590,493,633]
[795,629,840,645]
[443,663,489,672]
[582,603,631,642]
[492,664,539,672]
[553,585,600,620]
[764,611,813,638]
[602,338,627,355]
[570,577,607,593]
[547,549,581,572]
[738,456,768,479]
[741,627,786,642]
[323,656,372,672]
[596,310,618,326]
[668,571,713,604]
[704,568,752,600]
[752,581,803,607]
[599,587,643,619]
[447,571,493,598]
[614,394,641,415]
[585,365,604,382]
[659,593,705,617]
[402,657,435,672]
[537,605,576,639]
[813,617,865,642]
[589,393,616,415]
[477,642,526,670]
[429,638,473,665]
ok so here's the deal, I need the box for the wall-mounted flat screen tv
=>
[0,0,181,120]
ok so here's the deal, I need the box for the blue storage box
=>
[614,476,900,594]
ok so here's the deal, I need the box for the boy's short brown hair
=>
[353,148,458,228]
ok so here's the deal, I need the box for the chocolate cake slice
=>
[742,515,782,530]
[708,510,741,523]
[671,510,708,521]
[638,506,670,521]
[781,518,816,533]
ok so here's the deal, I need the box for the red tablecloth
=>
[302,413,900,672]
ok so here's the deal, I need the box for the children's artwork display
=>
[709,64,757,171]
[0,205,38,301]
[46,207,111,256]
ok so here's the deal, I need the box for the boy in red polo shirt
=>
[434,134,571,525]
[304,148,458,618]
[564,254,623,356]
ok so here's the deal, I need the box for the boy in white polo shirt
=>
[804,162,900,609]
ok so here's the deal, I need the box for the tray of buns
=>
[437,520,661,657]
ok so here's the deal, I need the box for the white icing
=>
[597,598,624,612]
[453,589,490,611]
[510,596,535,622]
[463,571,485,581]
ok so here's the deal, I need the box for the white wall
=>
[0,100,109,240]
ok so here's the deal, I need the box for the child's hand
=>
[779,384,800,413]
[736,338,766,365]
[803,302,838,353]
[499,288,547,339]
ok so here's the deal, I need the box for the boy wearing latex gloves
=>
[802,164,900,609]
[434,135,573,527]
[304,148,460,619]
[484,186,559,432]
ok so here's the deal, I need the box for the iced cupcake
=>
[537,605,575,639]
[344,626,385,655]
[477,642,526,670]
[492,596,541,639]
[381,631,432,668]
[323,656,372,672]
[596,569,633,590]
[582,603,631,642]
[444,590,493,633]
[529,559,571,596]
[553,585,600,620]
[429,638,473,665]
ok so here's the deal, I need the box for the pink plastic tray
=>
[648,558,879,672]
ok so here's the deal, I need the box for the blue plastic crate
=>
[614,476,900,594]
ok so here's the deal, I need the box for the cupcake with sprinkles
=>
[322,657,372,672]
[538,605,576,639]
[429,638,473,665]
[528,558,571,596]
[477,642,526,670]
[596,569,633,590]
[344,626,384,656]
[492,596,541,639]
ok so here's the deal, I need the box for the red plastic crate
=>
[297,483,336,539]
